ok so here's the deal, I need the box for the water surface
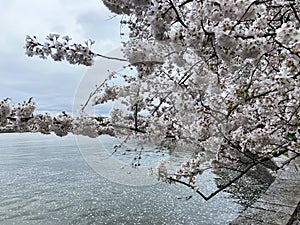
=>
[0,133,242,225]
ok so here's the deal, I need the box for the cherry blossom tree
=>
[1,0,299,200]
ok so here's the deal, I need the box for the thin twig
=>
[95,53,127,62]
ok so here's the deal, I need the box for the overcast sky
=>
[0,0,123,114]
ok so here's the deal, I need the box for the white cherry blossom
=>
[8,0,300,199]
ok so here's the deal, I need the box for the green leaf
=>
[286,133,296,141]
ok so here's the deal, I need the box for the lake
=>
[0,133,243,225]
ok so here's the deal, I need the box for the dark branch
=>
[168,0,188,28]
[178,0,194,8]
[290,3,300,24]
[168,148,291,201]
[95,53,127,62]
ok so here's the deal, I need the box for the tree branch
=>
[168,0,188,28]
[168,148,290,201]
[95,53,127,62]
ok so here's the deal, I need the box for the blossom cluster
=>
[0,98,12,127]
[102,0,150,15]
[0,99,113,137]
[101,0,300,188]
[25,34,95,66]
[172,152,207,186]
[0,98,37,128]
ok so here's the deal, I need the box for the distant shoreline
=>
[0,129,18,133]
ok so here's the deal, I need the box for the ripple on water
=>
[0,133,243,225]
